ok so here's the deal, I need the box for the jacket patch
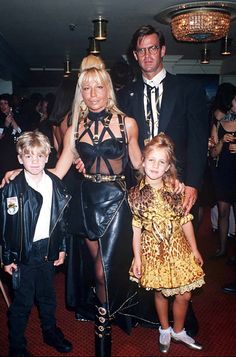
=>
[7,196,19,215]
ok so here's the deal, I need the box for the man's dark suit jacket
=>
[117,72,209,190]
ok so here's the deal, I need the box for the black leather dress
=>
[66,110,137,327]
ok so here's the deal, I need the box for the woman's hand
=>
[193,250,204,267]
[54,252,66,266]
[74,157,86,174]
[4,263,18,275]
[222,133,235,143]
[0,169,22,188]
[229,143,236,153]
[5,112,13,127]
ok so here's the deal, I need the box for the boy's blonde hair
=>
[141,133,177,187]
[16,130,51,157]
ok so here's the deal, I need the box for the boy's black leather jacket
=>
[0,170,71,265]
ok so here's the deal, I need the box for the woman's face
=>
[231,95,236,113]
[81,79,108,113]
[0,100,10,114]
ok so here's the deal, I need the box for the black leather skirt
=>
[66,179,137,322]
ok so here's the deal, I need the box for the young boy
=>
[0,131,72,357]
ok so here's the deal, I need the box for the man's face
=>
[133,33,166,80]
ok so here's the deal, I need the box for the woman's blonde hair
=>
[141,133,177,187]
[71,54,123,149]
[16,130,51,157]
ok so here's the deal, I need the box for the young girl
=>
[129,133,205,353]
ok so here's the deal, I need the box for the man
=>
[117,25,209,217]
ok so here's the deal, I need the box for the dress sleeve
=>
[128,187,142,228]
[180,213,193,226]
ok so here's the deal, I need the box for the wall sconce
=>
[93,16,108,40]
[201,44,210,64]
[221,35,232,55]
[88,37,101,54]
[64,56,71,77]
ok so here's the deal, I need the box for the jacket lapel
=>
[159,73,176,133]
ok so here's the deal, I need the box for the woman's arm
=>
[125,116,142,170]
[50,126,75,179]
[210,123,235,158]
[210,123,223,158]
[182,221,203,266]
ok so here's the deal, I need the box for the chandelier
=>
[155,1,236,43]
[171,8,230,42]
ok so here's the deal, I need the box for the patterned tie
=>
[145,83,160,141]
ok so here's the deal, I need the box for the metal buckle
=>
[98,306,107,315]
[95,174,102,182]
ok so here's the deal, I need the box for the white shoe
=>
[171,328,203,350]
[159,326,171,353]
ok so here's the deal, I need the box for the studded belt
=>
[84,173,125,183]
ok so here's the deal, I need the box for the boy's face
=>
[18,147,48,178]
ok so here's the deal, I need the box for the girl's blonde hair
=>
[71,54,123,149]
[16,130,51,157]
[141,133,177,187]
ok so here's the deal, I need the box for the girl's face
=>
[231,95,236,114]
[143,147,170,187]
[81,79,108,113]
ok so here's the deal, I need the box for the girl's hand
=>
[133,258,142,279]
[54,252,66,266]
[193,250,203,267]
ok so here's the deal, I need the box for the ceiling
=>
[1,0,236,88]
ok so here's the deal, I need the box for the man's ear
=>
[161,45,166,59]
[45,155,49,163]
[133,50,138,61]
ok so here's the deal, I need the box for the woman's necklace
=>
[86,109,112,144]
[223,111,236,121]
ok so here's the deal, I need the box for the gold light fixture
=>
[64,56,71,77]
[200,43,210,64]
[171,8,230,42]
[155,2,236,43]
[88,37,101,54]
[93,16,108,40]
[221,34,232,55]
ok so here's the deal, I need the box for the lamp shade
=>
[64,58,71,77]
[200,44,210,64]
[88,37,101,54]
[93,17,108,40]
[221,35,232,55]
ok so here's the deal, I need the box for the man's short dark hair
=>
[131,25,165,51]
